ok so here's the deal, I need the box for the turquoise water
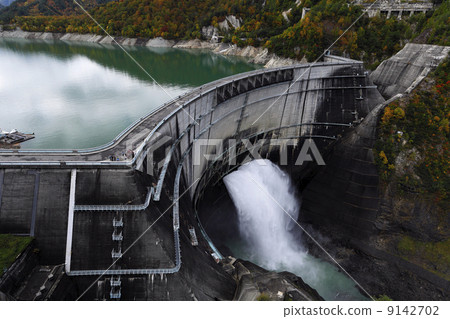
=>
[224,160,368,301]
[228,238,368,301]
[0,38,261,149]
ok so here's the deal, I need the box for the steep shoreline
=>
[0,29,300,68]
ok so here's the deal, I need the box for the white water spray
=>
[223,159,366,300]
[223,159,305,270]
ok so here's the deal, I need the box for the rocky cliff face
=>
[302,137,449,300]
[232,259,324,301]
[300,102,449,300]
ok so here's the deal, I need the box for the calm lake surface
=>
[0,38,261,149]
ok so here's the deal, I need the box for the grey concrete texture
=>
[147,63,381,190]
[354,0,434,18]
[370,43,449,99]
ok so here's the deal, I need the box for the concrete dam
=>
[0,56,424,300]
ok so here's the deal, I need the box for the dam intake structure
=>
[353,0,434,19]
[0,59,397,300]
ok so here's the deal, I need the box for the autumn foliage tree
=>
[5,0,450,65]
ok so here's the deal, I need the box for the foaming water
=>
[223,159,367,301]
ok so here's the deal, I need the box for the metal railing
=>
[67,182,182,276]
[68,229,181,276]
[112,231,123,241]
[112,218,123,227]
[110,290,121,299]
[111,249,122,259]
[110,276,121,286]
[74,188,153,211]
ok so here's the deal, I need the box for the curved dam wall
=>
[0,62,384,300]
[131,61,385,262]
[135,62,383,205]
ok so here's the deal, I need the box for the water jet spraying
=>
[224,159,366,300]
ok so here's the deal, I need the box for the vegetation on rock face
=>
[256,292,271,301]
[375,56,450,204]
[1,0,448,67]
[375,294,393,301]
[415,0,450,45]
[0,0,113,23]
[265,0,413,65]
[397,236,450,280]
[373,54,449,282]
[0,234,33,275]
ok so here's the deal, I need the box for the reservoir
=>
[0,38,260,149]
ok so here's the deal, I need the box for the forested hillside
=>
[375,56,450,203]
[1,0,449,67]
[0,0,113,22]
[0,0,15,7]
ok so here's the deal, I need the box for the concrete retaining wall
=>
[371,43,449,99]
[0,169,71,263]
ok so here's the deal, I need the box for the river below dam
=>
[224,160,367,301]
[0,37,260,149]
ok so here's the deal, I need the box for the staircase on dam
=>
[110,214,123,299]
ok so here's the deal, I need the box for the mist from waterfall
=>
[223,159,366,301]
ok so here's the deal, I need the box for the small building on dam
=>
[0,43,448,301]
